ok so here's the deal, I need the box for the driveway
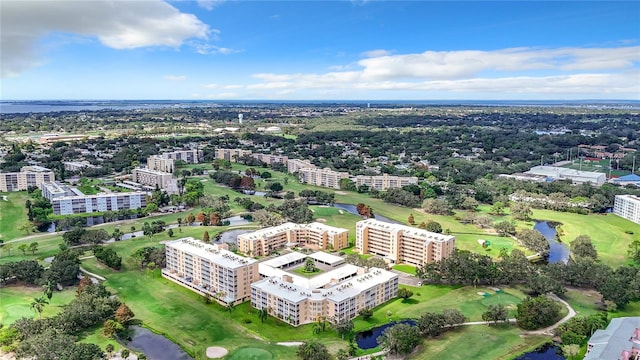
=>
[391,269,423,286]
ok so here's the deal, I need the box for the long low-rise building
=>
[356,219,456,267]
[613,194,640,225]
[41,182,147,215]
[238,222,349,256]
[298,167,350,189]
[251,252,398,326]
[160,149,203,164]
[524,166,606,186]
[0,166,55,192]
[251,153,288,165]
[287,159,316,173]
[353,174,419,190]
[131,167,178,193]
[215,148,252,162]
[162,237,259,305]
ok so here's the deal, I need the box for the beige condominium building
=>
[613,194,640,225]
[353,174,419,190]
[162,237,259,305]
[356,219,456,267]
[160,149,203,164]
[238,222,349,257]
[0,166,55,192]
[131,167,177,192]
[146,155,175,173]
[287,158,316,173]
[215,148,252,162]
[251,251,398,326]
[298,168,350,189]
[251,153,289,165]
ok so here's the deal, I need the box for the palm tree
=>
[30,297,48,319]
[43,281,55,300]
[257,308,269,323]
[225,302,235,317]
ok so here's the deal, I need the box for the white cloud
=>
[361,49,393,58]
[193,43,242,55]
[164,75,187,81]
[196,0,225,10]
[243,46,640,98]
[1,0,210,77]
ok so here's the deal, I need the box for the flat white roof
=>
[261,251,308,268]
[167,237,256,269]
[358,218,455,243]
[238,222,348,241]
[309,251,344,265]
[526,166,605,180]
[252,267,397,303]
[616,194,640,203]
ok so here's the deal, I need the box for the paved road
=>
[390,269,422,286]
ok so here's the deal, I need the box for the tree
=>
[167,228,174,237]
[103,319,124,338]
[422,198,452,215]
[105,344,114,357]
[407,213,415,225]
[269,182,283,192]
[43,281,55,300]
[442,308,467,326]
[297,341,331,360]
[461,197,479,211]
[561,344,580,360]
[18,243,28,255]
[304,258,317,273]
[333,317,354,339]
[30,296,48,319]
[257,308,269,323]
[417,312,446,337]
[377,323,421,355]
[516,296,561,330]
[570,235,598,260]
[28,242,38,255]
[358,308,373,320]
[629,239,640,264]
[187,213,196,224]
[19,222,35,236]
[490,201,505,215]
[115,303,135,324]
[397,287,414,301]
[424,220,443,234]
[225,302,235,317]
[510,202,532,221]
[203,231,210,243]
[482,304,508,325]
[494,221,516,236]
[2,243,13,256]
[121,349,130,359]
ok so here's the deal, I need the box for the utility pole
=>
[633,155,636,174]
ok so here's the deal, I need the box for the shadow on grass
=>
[401,298,419,304]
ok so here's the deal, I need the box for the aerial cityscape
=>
[1,1,639,360]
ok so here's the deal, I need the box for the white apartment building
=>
[41,182,147,215]
[251,153,288,165]
[251,252,398,326]
[162,237,259,305]
[146,155,175,173]
[215,148,252,162]
[298,168,350,189]
[0,166,55,192]
[131,168,177,193]
[356,219,456,267]
[238,222,349,256]
[614,195,640,225]
[160,149,203,164]
[287,159,316,173]
[353,174,419,190]
[63,161,99,172]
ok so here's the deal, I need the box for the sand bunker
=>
[206,346,228,359]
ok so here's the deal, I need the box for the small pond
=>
[355,319,417,349]
[515,344,565,360]
[125,325,193,360]
[242,190,267,196]
[533,221,570,263]
[333,203,401,224]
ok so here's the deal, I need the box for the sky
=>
[1,0,639,100]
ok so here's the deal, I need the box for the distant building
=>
[287,159,316,173]
[146,155,175,173]
[162,237,259,305]
[613,195,640,225]
[63,161,99,172]
[160,149,203,164]
[131,168,178,193]
[610,174,640,187]
[525,166,606,186]
[251,251,398,326]
[353,174,419,190]
[585,317,640,360]
[251,153,288,165]
[237,222,349,257]
[214,148,252,162]
[356,219,456,267]
[41,182,147,215]
[298,168,350,189]
[0,166,55,192]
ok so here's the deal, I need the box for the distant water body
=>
[1,99,639,114]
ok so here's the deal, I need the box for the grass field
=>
[392,264,417,275]
[408,325,550,360]
[0,191,31,242]
[0,286,77,325]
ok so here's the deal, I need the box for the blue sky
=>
[1,1,639,100]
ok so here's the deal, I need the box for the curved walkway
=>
[79,266,106,281]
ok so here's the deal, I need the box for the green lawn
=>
[0,286,77,325]
[563,288,603,317]
[0,191,31,242]
[409,325,550,360]
[392,264,417,275]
